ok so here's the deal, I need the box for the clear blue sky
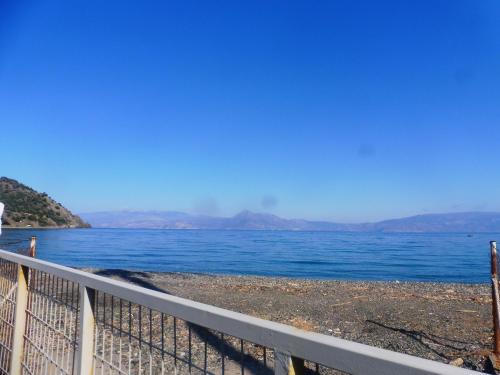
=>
[1,0,499,222]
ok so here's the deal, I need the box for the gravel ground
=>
[89,269,494,373]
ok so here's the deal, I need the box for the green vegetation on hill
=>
[0,177,90,228]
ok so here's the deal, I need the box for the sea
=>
[0,228,496,283]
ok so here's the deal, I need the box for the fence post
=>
[29,236,36,258]
[76,285,96,375]
[10,264,29,375]
[491,241,500,369]
[274,351,305,375]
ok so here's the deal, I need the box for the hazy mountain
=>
[0,177,90,228]
[370,212,500,232]
[79,210,194,229]
[79,210,500,232]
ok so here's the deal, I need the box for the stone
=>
[449,358,463,367]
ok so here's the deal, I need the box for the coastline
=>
[2,226,91,230]
[87,269,492,372]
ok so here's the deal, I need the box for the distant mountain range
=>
[79,210,500,232]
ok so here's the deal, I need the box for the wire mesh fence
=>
[93,291,277,375]
[22,270,79,375]
[0,259,17,375]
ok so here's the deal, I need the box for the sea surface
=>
[0,228,496,283]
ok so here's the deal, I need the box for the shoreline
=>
[87,268,490,285]
[87,269,492,372]
[2,226,91,230]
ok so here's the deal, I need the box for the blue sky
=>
[1,0,499,222]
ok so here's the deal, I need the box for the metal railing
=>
[0,249,482,375]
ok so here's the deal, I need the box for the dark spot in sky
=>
[261,195,278,210]
[193,197,219,215]
[454,68,475,86]
[357,144,376,158]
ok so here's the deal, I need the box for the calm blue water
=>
[0,229,495,283]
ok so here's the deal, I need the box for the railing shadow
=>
[366,319,485,361]
[94,269,274,375]
[94,269,168,293]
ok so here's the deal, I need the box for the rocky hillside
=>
[0,177,90,228]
